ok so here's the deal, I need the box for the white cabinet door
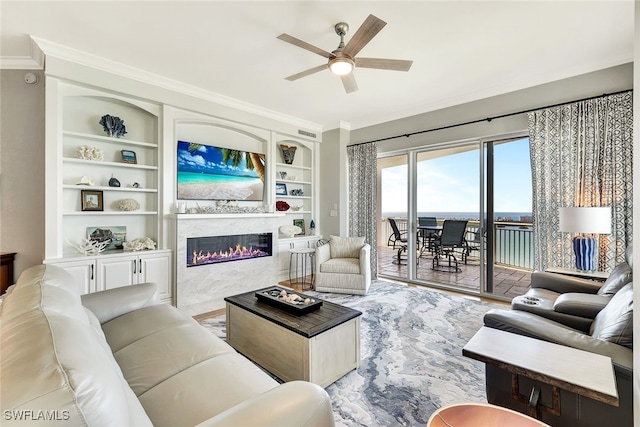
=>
[97,255,137,291]
[138,251,172,302]
[45,259,96,294]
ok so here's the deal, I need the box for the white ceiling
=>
[1,1,634,130]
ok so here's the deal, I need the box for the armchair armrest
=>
[360,244,371,280]
[195,381,335,427]
[554,293,611,318]
[316,243,331,270]
[81,282,160,324]
[483,309,633,379]
[531,271,602,294]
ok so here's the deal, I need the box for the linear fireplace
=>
[187,232,272,267]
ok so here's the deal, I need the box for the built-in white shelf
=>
[275,179,312,185]
[275,162,311,171]
[62,185,157,193]
[63,130,157,148]
[63,211,158,216]
[63,157,158,170]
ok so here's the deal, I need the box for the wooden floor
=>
[377,245,532,300]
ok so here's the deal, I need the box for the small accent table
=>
[463,327,618,420]
[288,248,316,290]
[428,403,549,426]
[544,267,609,281]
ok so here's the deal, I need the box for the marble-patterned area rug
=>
[199,279,501,426]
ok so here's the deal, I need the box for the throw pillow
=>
[329,235,365,259]
[590,283,633,348]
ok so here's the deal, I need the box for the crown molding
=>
[29,36,322,134]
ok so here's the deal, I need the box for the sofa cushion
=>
[590,283,633,348]
[138,353,279,427]
[102,304,236,396]
[329,235,365,259]
[319,258,361,274]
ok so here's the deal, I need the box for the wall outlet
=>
[330,210,338,217]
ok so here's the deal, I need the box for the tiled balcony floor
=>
[377,245,532,300]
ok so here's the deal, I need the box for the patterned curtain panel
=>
[528,91,633,271]
[347,142,378,277]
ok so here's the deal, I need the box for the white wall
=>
[0,70,45,278]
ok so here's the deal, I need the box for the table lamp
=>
[559,207,611,271]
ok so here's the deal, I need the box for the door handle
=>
[90,264,94,280]
[133,260,136,274]
[139,259,142,274]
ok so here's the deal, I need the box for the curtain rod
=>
[351,89,632,146]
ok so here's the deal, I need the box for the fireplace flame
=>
[191,243,267,265]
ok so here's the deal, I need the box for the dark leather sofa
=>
[482,246,633,427]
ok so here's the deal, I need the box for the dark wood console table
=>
[463,327,618,419]
[1,252,17,294]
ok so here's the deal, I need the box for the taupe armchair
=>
[315,235,371,295]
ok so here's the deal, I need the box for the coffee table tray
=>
[255,286,322,315]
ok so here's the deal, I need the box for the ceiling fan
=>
[277,14,413,93]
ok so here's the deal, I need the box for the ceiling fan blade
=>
[277,33,333,59]
[341,73,358,93]
[343,14,387,57]
[284,64,327,81]
[356,58,413,72]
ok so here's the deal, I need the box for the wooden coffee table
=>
[225,287,362,388]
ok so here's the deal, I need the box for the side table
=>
[1,252,17,295]
[544,266,609,281]
[463,327,618,420]
[288,248,315,290]
[428,403,549,426]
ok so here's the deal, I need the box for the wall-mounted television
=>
[177,140,265,201]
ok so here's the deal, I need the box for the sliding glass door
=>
[378,136,533,300]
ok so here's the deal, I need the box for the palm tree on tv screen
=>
[187,143,265,182]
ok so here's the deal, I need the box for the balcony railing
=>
[381,217,534,270]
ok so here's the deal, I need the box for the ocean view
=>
[382,212,533,222]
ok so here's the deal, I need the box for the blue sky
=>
[177,141,258,177]
[381,138,532,213]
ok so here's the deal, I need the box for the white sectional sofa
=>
[1,264,335,426]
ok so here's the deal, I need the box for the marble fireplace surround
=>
[175,214,283,316]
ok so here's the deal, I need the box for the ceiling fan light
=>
[329,58,354,76]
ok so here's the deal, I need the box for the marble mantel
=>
[174,214,283,316]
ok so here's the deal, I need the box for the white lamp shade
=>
[558,207,611,234]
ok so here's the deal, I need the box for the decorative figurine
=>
[108,174,121,187]
[99,114,127,138]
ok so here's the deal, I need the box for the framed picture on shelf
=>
[86,226,127,251]
[121,149,137,164]
[293,219,305,236]
[276,183,287,196]
[81,190,103,211]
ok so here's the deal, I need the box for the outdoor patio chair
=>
[432,219,468,272]
[418,216,439,254]
[388,218,409,265]
[463,220,486,264]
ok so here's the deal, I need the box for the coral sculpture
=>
[75,145,104,161]
[66,238,109,255]
[116,198,140,211]
[123,237,156,251]
[99,114,127,138]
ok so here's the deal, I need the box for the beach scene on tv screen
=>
[177,141,265,201]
